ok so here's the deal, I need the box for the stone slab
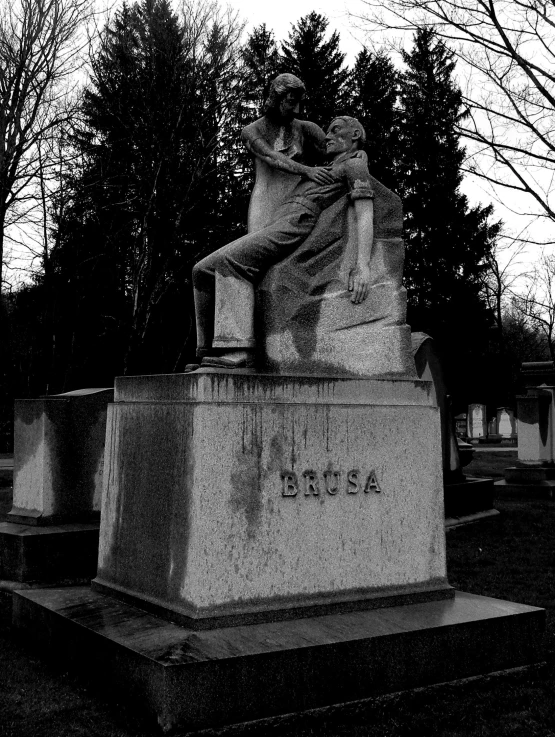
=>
[0,522,99,583]
[444,477,495,518]
[94,371,449,628]
[10,388,112,525]
[494,479,555,500]
[12,586,545,734]
[445,509,500,529]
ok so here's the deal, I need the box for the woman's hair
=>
[330,116,367,148]
[264,74,305,113]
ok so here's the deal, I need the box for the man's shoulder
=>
[341,154,371,178]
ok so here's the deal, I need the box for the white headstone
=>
[467,403,487,439]
[497,407,516,439]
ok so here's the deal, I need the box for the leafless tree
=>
[512,252,555,361]
[0,0,95,291]
[355,0,555,236]
[481,234,527,338]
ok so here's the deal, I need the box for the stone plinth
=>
[497,384,555,498]
[258,183,416,379]
[516,390,552,464]
[93,370,450,628]
[13,586,545,734]
[0,522,99,584]
[9,388,113,525]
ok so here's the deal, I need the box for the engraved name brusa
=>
[281,470,381,497]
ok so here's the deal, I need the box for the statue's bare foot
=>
[201,350,255,368]
[183,363,201,373]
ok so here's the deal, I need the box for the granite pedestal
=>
[13,586,545,734]
[92,370,451,627]
[13,370,545,732]
[0,388,111,584]
[496,364,555,498]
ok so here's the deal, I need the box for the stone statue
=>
[193,115,376,368]
[241,73,332,234]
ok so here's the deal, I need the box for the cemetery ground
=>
[1,448,555,736]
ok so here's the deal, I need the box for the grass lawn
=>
[2,464,555,735]
[464,450,518,479]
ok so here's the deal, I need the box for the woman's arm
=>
[242,124,334,185]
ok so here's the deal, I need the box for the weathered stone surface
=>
[13,586,545,734]
[517,390,553,464]
[9,388,113,525]
[412,332,462,481]
[93,370,448,628]
[258,179,415,377]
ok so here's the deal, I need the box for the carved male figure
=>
[192,116,374,368]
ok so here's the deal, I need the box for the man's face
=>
[278,91,302,121]
[325,119,357,156]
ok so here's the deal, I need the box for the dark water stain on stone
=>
[230,412,264,540]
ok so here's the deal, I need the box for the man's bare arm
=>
[241,125,334,185]
[348,198,374,304]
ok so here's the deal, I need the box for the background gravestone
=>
[467,403,487,442]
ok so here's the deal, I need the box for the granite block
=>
[10,388,112,525]
[0,521,99,583]
[444,477,495,518]
[94,371,449,628]
[12,586,545,733]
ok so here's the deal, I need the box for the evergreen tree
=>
[398,27,500,380]
[280,13,349,129]
[349,49,399,190]
[48,0,244,384]
[241,25,280,117]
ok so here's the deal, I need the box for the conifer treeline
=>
[3,0,508,445]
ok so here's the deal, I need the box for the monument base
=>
[495,465,555,499]
[444,476,495,518]
[12,586,545,734]
[0,521,99,584]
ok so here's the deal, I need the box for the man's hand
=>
[302,166,335,185]
[348,264,371,304]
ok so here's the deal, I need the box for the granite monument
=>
[13,76,545,733]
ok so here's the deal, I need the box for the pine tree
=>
[349,49,399,189]
[280,13,349,129]
[49,0,245,383]
[398,28,501,393]
[241,25,280,117]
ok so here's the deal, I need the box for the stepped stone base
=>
[0,522,99,584]
[12,586,545,734]
[444,477,495,518]
[495,480,555,499]
[496,464,555,499]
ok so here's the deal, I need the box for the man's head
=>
[325,116,366,157]
[264,73,305,121]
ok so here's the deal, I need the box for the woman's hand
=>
[302,166,335,185]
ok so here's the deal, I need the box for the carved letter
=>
[281,472,298,497]
[364,470,382,493]
[303,470,320,496]
[347,470,360,494]
[324,470,340,495]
